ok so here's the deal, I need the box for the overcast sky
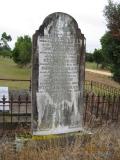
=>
[0,0,118,52]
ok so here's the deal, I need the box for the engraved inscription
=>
[38,36,80,101]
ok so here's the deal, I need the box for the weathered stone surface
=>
[32,12,85,135]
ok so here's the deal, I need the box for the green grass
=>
[85,62,98,70]
[0,57,30,79]
[0,57,119,91]
[0,57,31,89]
[85,62,108,71]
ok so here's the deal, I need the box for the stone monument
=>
[32,12,85,135]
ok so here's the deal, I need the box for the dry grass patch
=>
[0,125,120,160]
[85,71,120,89]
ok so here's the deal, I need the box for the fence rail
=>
[85,80,120,95]
[84,93,120,126]
[0,78,120,135]
[0,78,31,90]
[0,78,119,95]
[0,93,119,135]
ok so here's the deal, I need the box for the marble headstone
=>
[32,12,85,135]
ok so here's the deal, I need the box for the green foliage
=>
[86,53,94,62]
[0,32,12,58]
[102,0,120,82]
[0,49,12,58]
[85,62,99,70]
[93,49,104,68]
[12,35,32,66]
[111,65,120,82]
[101,32,120,64]
[1,32,12,48]
[101,32,120,82]
[104,0,120,37]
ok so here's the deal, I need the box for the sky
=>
[0,0,118,52]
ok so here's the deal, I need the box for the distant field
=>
[85,62,109,71]
[0,57,31,89]
[0,57,119,90]
[85,62,98,70]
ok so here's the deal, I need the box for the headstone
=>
[32,12,85,135]
[0,87,9,111]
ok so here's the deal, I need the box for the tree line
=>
[0,33,32,66]
[86,0,120,83]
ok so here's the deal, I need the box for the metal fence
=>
[0,78,120,135]
[0,93,119,135]
[0,95,31,135]
[85,80,120,95]
[84,93,120,126]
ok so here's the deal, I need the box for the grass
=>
[0,57,31,89]
[85,71,120,89]
[0,59,120,159]
[0,57,119,90]
[0,126,120,160]
[85,62,98,70]
[85,62,111,72]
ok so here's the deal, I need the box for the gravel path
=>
[85,69,112,76]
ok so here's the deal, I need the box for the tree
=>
[102,0,120,82]
[101,32,120,82]
[0,32,12,57]
[1,32,12,49]
[86,52,94,62]
[93,49,104,68]
[12,35,32,66]
[104,0,120,38]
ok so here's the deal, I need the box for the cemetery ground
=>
[0,57,120,160]
[0,125,120,160]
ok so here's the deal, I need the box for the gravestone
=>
[32,12,85,135]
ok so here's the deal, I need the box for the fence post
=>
[25,95,29,123]
[18,95,21,123]
[96,93,100,118]
[2,95,6,131]
[112,94,116,121]
[84,93,89,125]
[101,94,105,123]
[116,96,120,122]
[10,95,13,127]
[90,93,94,114]
[106,94,111,122]
[90,81,93,90]
[29,80,31,91]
